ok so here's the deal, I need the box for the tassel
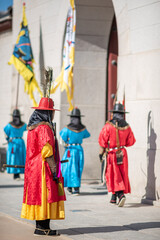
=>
[58,182,64,196]
[11,147,14,154]
[67,149,71,158]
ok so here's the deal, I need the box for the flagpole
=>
[15,73,20,108]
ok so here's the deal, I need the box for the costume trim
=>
[10,123,25,129]
[27,122,53,131]
[106,121,130,130]
[66,126,86,133]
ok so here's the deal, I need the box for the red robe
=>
[23,122,66,205]
[99,121,136,194]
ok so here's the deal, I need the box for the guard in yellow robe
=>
[21,97,66,236]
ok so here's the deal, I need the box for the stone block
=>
[117,55,137,101]
[128,147,147,197]
[130,24,160,53]
[129,2,160,30]
[134,51,160,99]
[76,19,111,36]
[76,5,114,21]
[75,51,107,68]
[72,68,106,105]
[118,29,130,55]
[76,35,108,51]
[76,0,113,7]
[112,0,126,16]
[118,50,160,100]
[116,4,129,35]
[42,32,63,52]
[44,49,62,67]
[128,0,158,10]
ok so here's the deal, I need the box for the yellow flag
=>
[8,4,42,106]
[51,0,76,111]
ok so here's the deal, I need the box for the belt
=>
[108,146,125,152]
[66,143,81,146]
[9,137,22,141]
[10,137,22,140]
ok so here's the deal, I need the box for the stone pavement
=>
[0,172,160,240]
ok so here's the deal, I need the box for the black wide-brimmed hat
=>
[109,103,129,113]
[11,109,23,117]
[68,108,84,117]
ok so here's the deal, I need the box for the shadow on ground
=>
[0,184,24,188]
[79,191,107,196]
[124,203,152,208]
[59,222,160,235]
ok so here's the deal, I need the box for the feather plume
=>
[41,67,53,97]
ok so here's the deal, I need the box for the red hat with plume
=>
[32,67,60,111]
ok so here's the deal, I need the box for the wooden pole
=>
[3,160,68,168]
[15,73,20,108]
[3,164,25,168]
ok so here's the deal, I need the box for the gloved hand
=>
[99,154,103,162]
[46,155,58,182]
[53,172,59,183]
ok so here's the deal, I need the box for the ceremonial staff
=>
[16,73,20,108]
[3,160,68,169]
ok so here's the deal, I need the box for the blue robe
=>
[4,123,27,174]
[60,127,90,188]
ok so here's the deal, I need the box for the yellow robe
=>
[21,143,65,220]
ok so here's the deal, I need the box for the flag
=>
[51,0,76,111]
[8,3,42,106]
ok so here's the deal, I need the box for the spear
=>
[3,164,25,168]
[122,86,125,120]
[3,160,69,168]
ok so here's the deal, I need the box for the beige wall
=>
[113,0,160,201]
[0,30,12,145]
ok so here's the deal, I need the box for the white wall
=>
[113,0,160,200]
[0,30,12,147]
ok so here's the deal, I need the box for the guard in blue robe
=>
[4,109,27,179]
[60,108,90,194]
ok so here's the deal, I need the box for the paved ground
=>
[0,172,160,240]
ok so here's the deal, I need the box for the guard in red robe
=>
[98,103,136,207]
[21,97,66,236]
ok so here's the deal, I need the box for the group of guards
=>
[3,96,135,236]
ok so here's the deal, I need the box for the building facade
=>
[0,0,160,204]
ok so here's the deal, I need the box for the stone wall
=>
[0,30,12,146]
[113,0,160,200]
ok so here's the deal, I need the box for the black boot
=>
[36,219,50,229]
[72,187,80,195]
[13,173,20,180]
[116,191,126,207]
[110,193,117,204]
[67,187,72,194]
[34,219,60,236]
